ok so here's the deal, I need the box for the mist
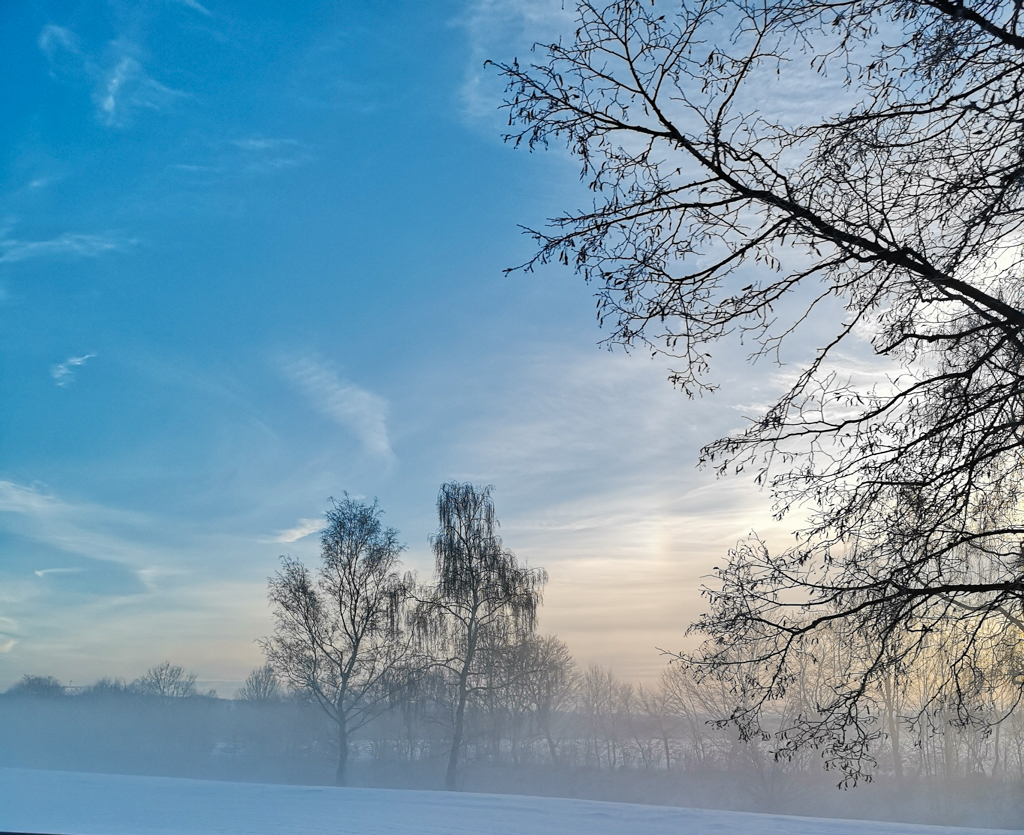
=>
[2,658,1021,830]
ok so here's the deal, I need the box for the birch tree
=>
[263,495,413,786]
[416,481,546,790]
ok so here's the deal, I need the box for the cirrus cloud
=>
[0,233,128,264]
[269,518,322,544]
[284,356,394,460]
[51,354,96,387]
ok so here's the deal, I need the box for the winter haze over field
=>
[0,769,1014,835]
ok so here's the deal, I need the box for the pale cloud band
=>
[0,480,157,569]
[284,356,394,459]
[33,568,84,578]
[175,0,213,17]
[271,518,322,544]
[0,479,276,687]
[0,234,126,263]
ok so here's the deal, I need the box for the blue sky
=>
[0,0,798,691]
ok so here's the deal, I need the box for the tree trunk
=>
[335,712,349,787]
[446,614,478,792]
[942,708,955,780]
[882,675,903,781]
[446,673,469,790]
[992,722,1000,779]
[539,705,559,765]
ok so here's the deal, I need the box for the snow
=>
[0,768,1013,835]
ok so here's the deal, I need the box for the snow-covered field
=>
[0,768,1014,835]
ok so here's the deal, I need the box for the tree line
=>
[8,484,1024,804]
[248,483,1024,810]
[10,649,1024,787]
[7,661,211,699]
[6,626,1024,823]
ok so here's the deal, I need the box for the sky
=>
[0,0,805,692]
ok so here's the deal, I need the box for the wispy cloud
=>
[34,568,84,578]
[0,615,19,653]
[229,137,311,173]
[37,24,80,58]
[171,137,310,181]
[230,138,299,152]
[0,480,277,686]
[173,0,214,17]
[285,357,393,459]
[98,56,135,120]
[0,232,127,264]
[0,481,156,569]
[51,353,96,387]
[95,54,190,126]
[270,518,322,543]
[37,24,190,127]
[457,0,573,119]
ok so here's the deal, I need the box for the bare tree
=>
[263,495,413,786]
[5,675,65,697]
[236,664,283,702]
[494,0,1024,781]
[415,481,547,790]
[578,664,632,769]
[480,633,578,765]
[83,678,130,696]
[523,634,578,765]
[637,681,674,771]
[131,663,198,698]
